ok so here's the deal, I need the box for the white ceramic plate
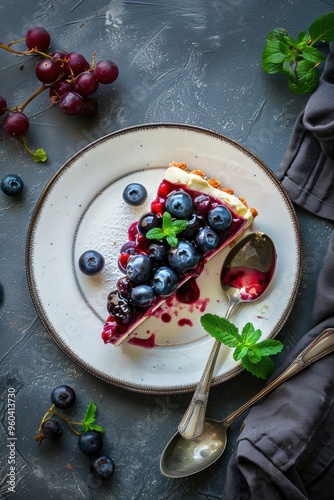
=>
[26,124,302,394]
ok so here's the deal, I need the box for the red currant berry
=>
[25,27,51,52]
[59,91,84,115]
[2,112,29,137]
[94,60,119,84]
[118,253,130,272]
[74,71,99,96]
[151,198,165,214]
[157,181,170,198]
[36,59,60,84]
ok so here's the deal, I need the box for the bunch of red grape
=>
[0,26,119,161]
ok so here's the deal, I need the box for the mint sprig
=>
[146,211,188,248]
[262,12,334,94]
[200,314,283,379]
[81,402,105,434]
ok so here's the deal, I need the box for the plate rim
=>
[26,122,303,394]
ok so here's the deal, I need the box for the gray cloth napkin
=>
[224,45,334,500]
[277,42,334,221]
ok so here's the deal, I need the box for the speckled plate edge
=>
[26,123,302,395]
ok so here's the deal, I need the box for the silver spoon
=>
[178,231,276,440]
[161,327,334,478]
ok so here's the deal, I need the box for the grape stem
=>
[35,404,83,439]
[0,41,51,59]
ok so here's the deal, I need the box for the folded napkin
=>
[224,45,334,500]
[277,42,334,221]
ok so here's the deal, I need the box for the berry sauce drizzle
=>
[221,265,275,301]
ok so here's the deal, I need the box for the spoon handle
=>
[223,327,334,428]
[178,298,239,440]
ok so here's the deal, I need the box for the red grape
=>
[59,91,84,115]
[74,71,99,96]
[0,95,7,115]
[63,52,90,77]
[36,59,60,84]
[49,49,68,61]
[25,27,51,52]
[94,60,119,84]
[2,112,30,137]
[49,80,73,102]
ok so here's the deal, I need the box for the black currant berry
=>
[51,385,76,409]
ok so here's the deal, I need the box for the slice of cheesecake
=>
[102,162,257,346]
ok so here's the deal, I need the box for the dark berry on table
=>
[122,183,148,206]
[79,250,104,276]
[165,190,193,219]
[0,95,7,115]
[42,418,63,440]
[137,212,161,236]
[152,266,179,297]
[195,226,221,251]
[208,205,232,231]
[51,385,76,409]
[25,27,51,52]
[35,58,61,84]
[168,240,201,273]
[63,52,90,77]
[78,430,103,456]
[126,254,152,284]
[179,213,204,240]
[94,60,119,84]
[74,71,99,96]
[2,112,29,137]
[148,242,168,263]
[107,292,131,324]
[59,91,84,115]
[131,284,155,307]
[1,174,24,197]
[90,455,115,480]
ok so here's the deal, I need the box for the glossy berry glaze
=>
[102,178,248,347]
[221,265,275,301]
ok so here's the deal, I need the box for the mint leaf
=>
[301,46,326,64]
[162,211,173,231]
[247,346,263,364]
[242,355,274,379]
[166,235,178,247]
[262,40,287,74]
[146,211,188,247]
[288,59,320,94]
[240,322,262,345]
[200,314,241,347]
[146,227,165,241]
[33,148,47,163]
[171,219,188,234]
[81,402,105,434]
[234,344,249,361]
[309,12,334,44]
[253,339,284,356]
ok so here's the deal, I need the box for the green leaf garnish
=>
[262,12,334,94]
[32,148,48,163]
[81,402,105,434]
[146,211,188,248]
[200,314,284,379]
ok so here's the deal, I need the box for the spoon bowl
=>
[178,232,277,440]
[160,328,334,478]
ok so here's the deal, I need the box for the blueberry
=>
[126,254,152,284]
[179,213,204,240]
[90,455,115,480]
[78,430,103,456]
[131,284,155,307]
[195,226,221,251]
[208,205,232,231]
[79,250,104,276]
[42,418,63,440]
[51,385,76,409]
[152,266,179,297]
[107,291,131,324]
[148,242,168,263]
[138,212,162,236]
[165,190,193,219]
[123,183,147,206]
[1,174,24,196]
[168,240,201,273]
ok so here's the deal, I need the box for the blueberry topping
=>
[42,418,63,440]
[126,254,152,284]
[148,242,168,263]
[195,226,221,251]
[179,213,204,240]
[208,205,232,231]
[79,250,105,276]
[90,455,115,480]
[1,174,24,196]
[168,240,201,273]
[131,284,155,307]
[138,212,161,236]
[165,190,194,219]
[152,266,179,297]
[78,430,103,456]
[123,183,147,206]
[51,385,76,409]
